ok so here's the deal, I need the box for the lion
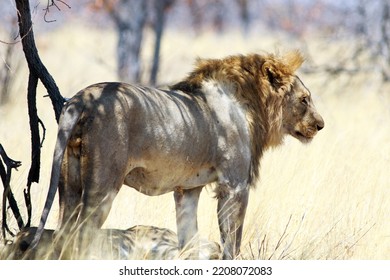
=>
[3,226,221,260]
[31,51,324,259]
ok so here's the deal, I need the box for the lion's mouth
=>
[293,130,314,143]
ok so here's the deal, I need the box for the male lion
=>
[32,51,324,259]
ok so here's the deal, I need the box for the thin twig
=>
[0,25,33,45]
[43,0,71,23]
[279,213,306,259]
[347,223,376,252]
[0,144,23,241]
[268,215,292,260]
[38,118,46,147]
[334,222,377,259]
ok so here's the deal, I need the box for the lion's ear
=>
[283,50,304,73]
[262,50,304,90]
[262,61,285,89]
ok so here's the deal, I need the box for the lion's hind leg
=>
[58,144,83,226]
[55,142,84,258]
[71,136,128,258]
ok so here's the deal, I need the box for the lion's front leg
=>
[174,187,203,255]
[217,185,249,260]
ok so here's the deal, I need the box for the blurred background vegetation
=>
[1,0,390,104]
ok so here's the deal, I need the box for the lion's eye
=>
[301,96,309,105]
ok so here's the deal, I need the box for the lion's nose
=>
[316,117,324,131]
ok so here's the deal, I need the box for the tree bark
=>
[380,0,390,81]
[237,0,250,35]
[13,0,65,226]
[109,0,148,83]
[15,0,65,122]
[150,0,173,85]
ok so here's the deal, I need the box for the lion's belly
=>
[123,165,217,196]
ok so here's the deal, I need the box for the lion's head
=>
[170,50,325,181]
[257,51,324,146]
[282,76,324,143]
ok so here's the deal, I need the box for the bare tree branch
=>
[15,0,65,121]
[0,144,23,241]
[43,0,71,23]
[10,0,66,233]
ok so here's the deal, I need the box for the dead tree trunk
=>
[15,0,65,121]
[150,0,174,86]
[0,22,21,106]
[379,0,390,81]
[108,0,148,83]
[237,0,250,35]
[14,0,65,226]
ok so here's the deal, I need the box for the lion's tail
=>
[30,102,84,250]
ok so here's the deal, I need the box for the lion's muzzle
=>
[315,112,325,132]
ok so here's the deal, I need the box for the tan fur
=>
[3,226,221,260]
[32,51,323,260]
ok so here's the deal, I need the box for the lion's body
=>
[65,83,227,196]
[4,226,221,260]
[32,51,324,259]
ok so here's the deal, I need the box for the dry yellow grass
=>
[1,24,389,259]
